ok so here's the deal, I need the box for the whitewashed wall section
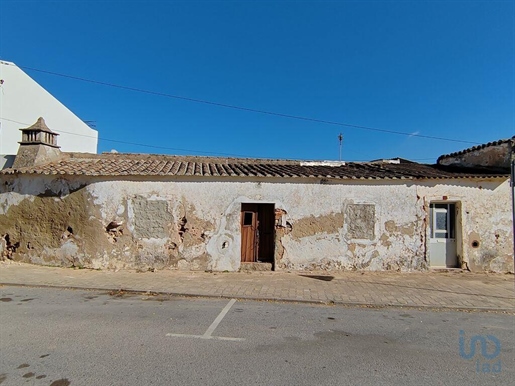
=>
[0,175,511,272]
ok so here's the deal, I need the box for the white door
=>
[429,203,458,267]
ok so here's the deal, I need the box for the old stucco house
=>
[0,119,513,273]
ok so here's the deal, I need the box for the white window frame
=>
[430,203,455,239]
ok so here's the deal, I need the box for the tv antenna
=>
[338,133,343,161]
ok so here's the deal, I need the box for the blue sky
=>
[0,0,513,162]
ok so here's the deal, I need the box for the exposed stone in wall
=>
[176,212,212,248]
[346,204,375,240]
[121,198,215,271]
[170,202,214,270]
[1,234,19,260]
[0,186,108,267]
[273,208,292,269]
[106,220,123,243]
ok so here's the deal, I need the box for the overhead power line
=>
[18,64,480,145]
[0,117,251,158]
[0,117,438,161]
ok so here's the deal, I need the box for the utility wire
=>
[0,117,439,161]
[18,64,480,145]
[0,117,252,158]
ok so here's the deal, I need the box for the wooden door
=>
[241,204,258,262]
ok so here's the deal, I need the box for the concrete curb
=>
[2,282,513,314]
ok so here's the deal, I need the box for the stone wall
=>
[0,174,511,272]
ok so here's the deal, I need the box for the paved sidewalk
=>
[0,262,514,312]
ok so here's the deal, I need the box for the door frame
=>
[240,203,275,269]
[428,201,462,268]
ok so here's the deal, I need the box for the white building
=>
[0,60,98,169]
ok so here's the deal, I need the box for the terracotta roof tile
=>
[1,152,509,180]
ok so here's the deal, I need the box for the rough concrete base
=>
[240,262,273,271]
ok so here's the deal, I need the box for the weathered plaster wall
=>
[275,182,425,271]
[0,175,511,272]
[417,179,513,273]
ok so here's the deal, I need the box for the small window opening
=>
[243,212,253,226]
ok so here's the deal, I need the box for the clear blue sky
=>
[1,0,513,162]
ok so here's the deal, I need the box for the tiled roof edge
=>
[437,136,514,163]
[79,152,303,165]
[1,166,509,180]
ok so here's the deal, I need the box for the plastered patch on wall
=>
[384,220,416,237]
[129,196,169,239]
[290,212,344,239]
[346,204,375,240]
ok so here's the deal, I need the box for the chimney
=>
[12,117,61,168]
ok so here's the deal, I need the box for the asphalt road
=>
[0,286,513,386]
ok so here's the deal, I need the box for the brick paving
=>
[0,262,513,312]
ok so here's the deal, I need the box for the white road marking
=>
[203,298,236,338]
[165,333,244,342]
[166,298,244,342]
